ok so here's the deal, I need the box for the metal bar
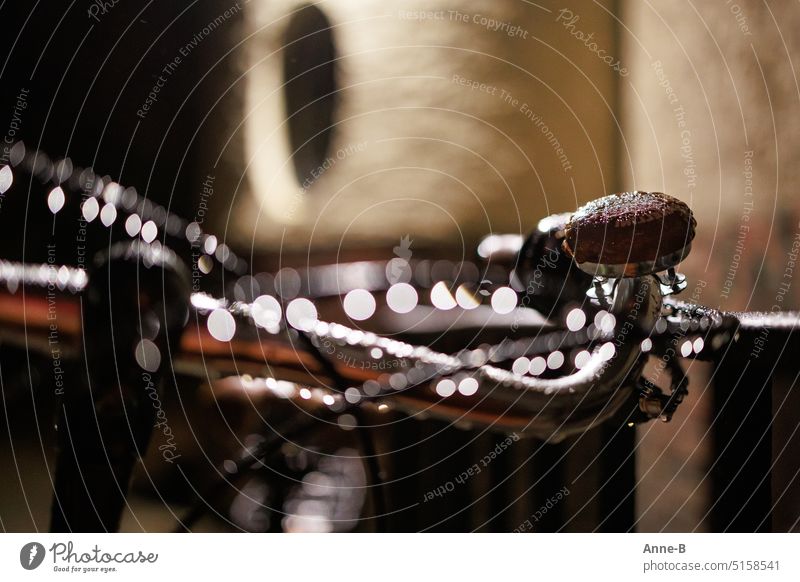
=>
[711,350,773,532]
[596,404,638,532]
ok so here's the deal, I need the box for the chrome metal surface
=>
[576,242,693,278]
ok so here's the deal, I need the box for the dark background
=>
[0,0,244,262]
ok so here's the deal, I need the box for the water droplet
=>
[152,206,167,227]
[125,214,142,237]
[574,350,591,369]
[457,377,479,396]
[82,197,99,222]
[529,356,547,375]
[270,379,296,399]
[198,255,213,274]
[435,378,456,397]
[141,220,157,243]
[252,295,282,328]
[363,380,381,396]
[47,187,65,214]
[547,351,565,370]
[430,281,456,310]
[343,288,376,321]
[92,176,105,196]
[455,284,480,310]
[566,308,586,332]
[286,298,317,331]
[207,309,236,342]
[337,414,357,430]
[54,158,73,183]
[100,203,117,226]
[386,283,418,313]
[512,357,530,375]
[56,266,70,289]
[215,243,231,264]
[385,257,412,284]
[597,312,616,333]
[385,374,404,391]
[274,268,301,299]
[186,222,202,243]
[102,182,122,205]
[491,286,517,315]
[9,143,25,166]
[116,187,134,210]
[599,342,616,361]
[135,339,161,372]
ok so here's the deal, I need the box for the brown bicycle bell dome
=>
[562,191,696,277]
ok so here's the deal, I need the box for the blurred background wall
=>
[621,0,800,314]
[222,0,622,252]
[620,0,800,533]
